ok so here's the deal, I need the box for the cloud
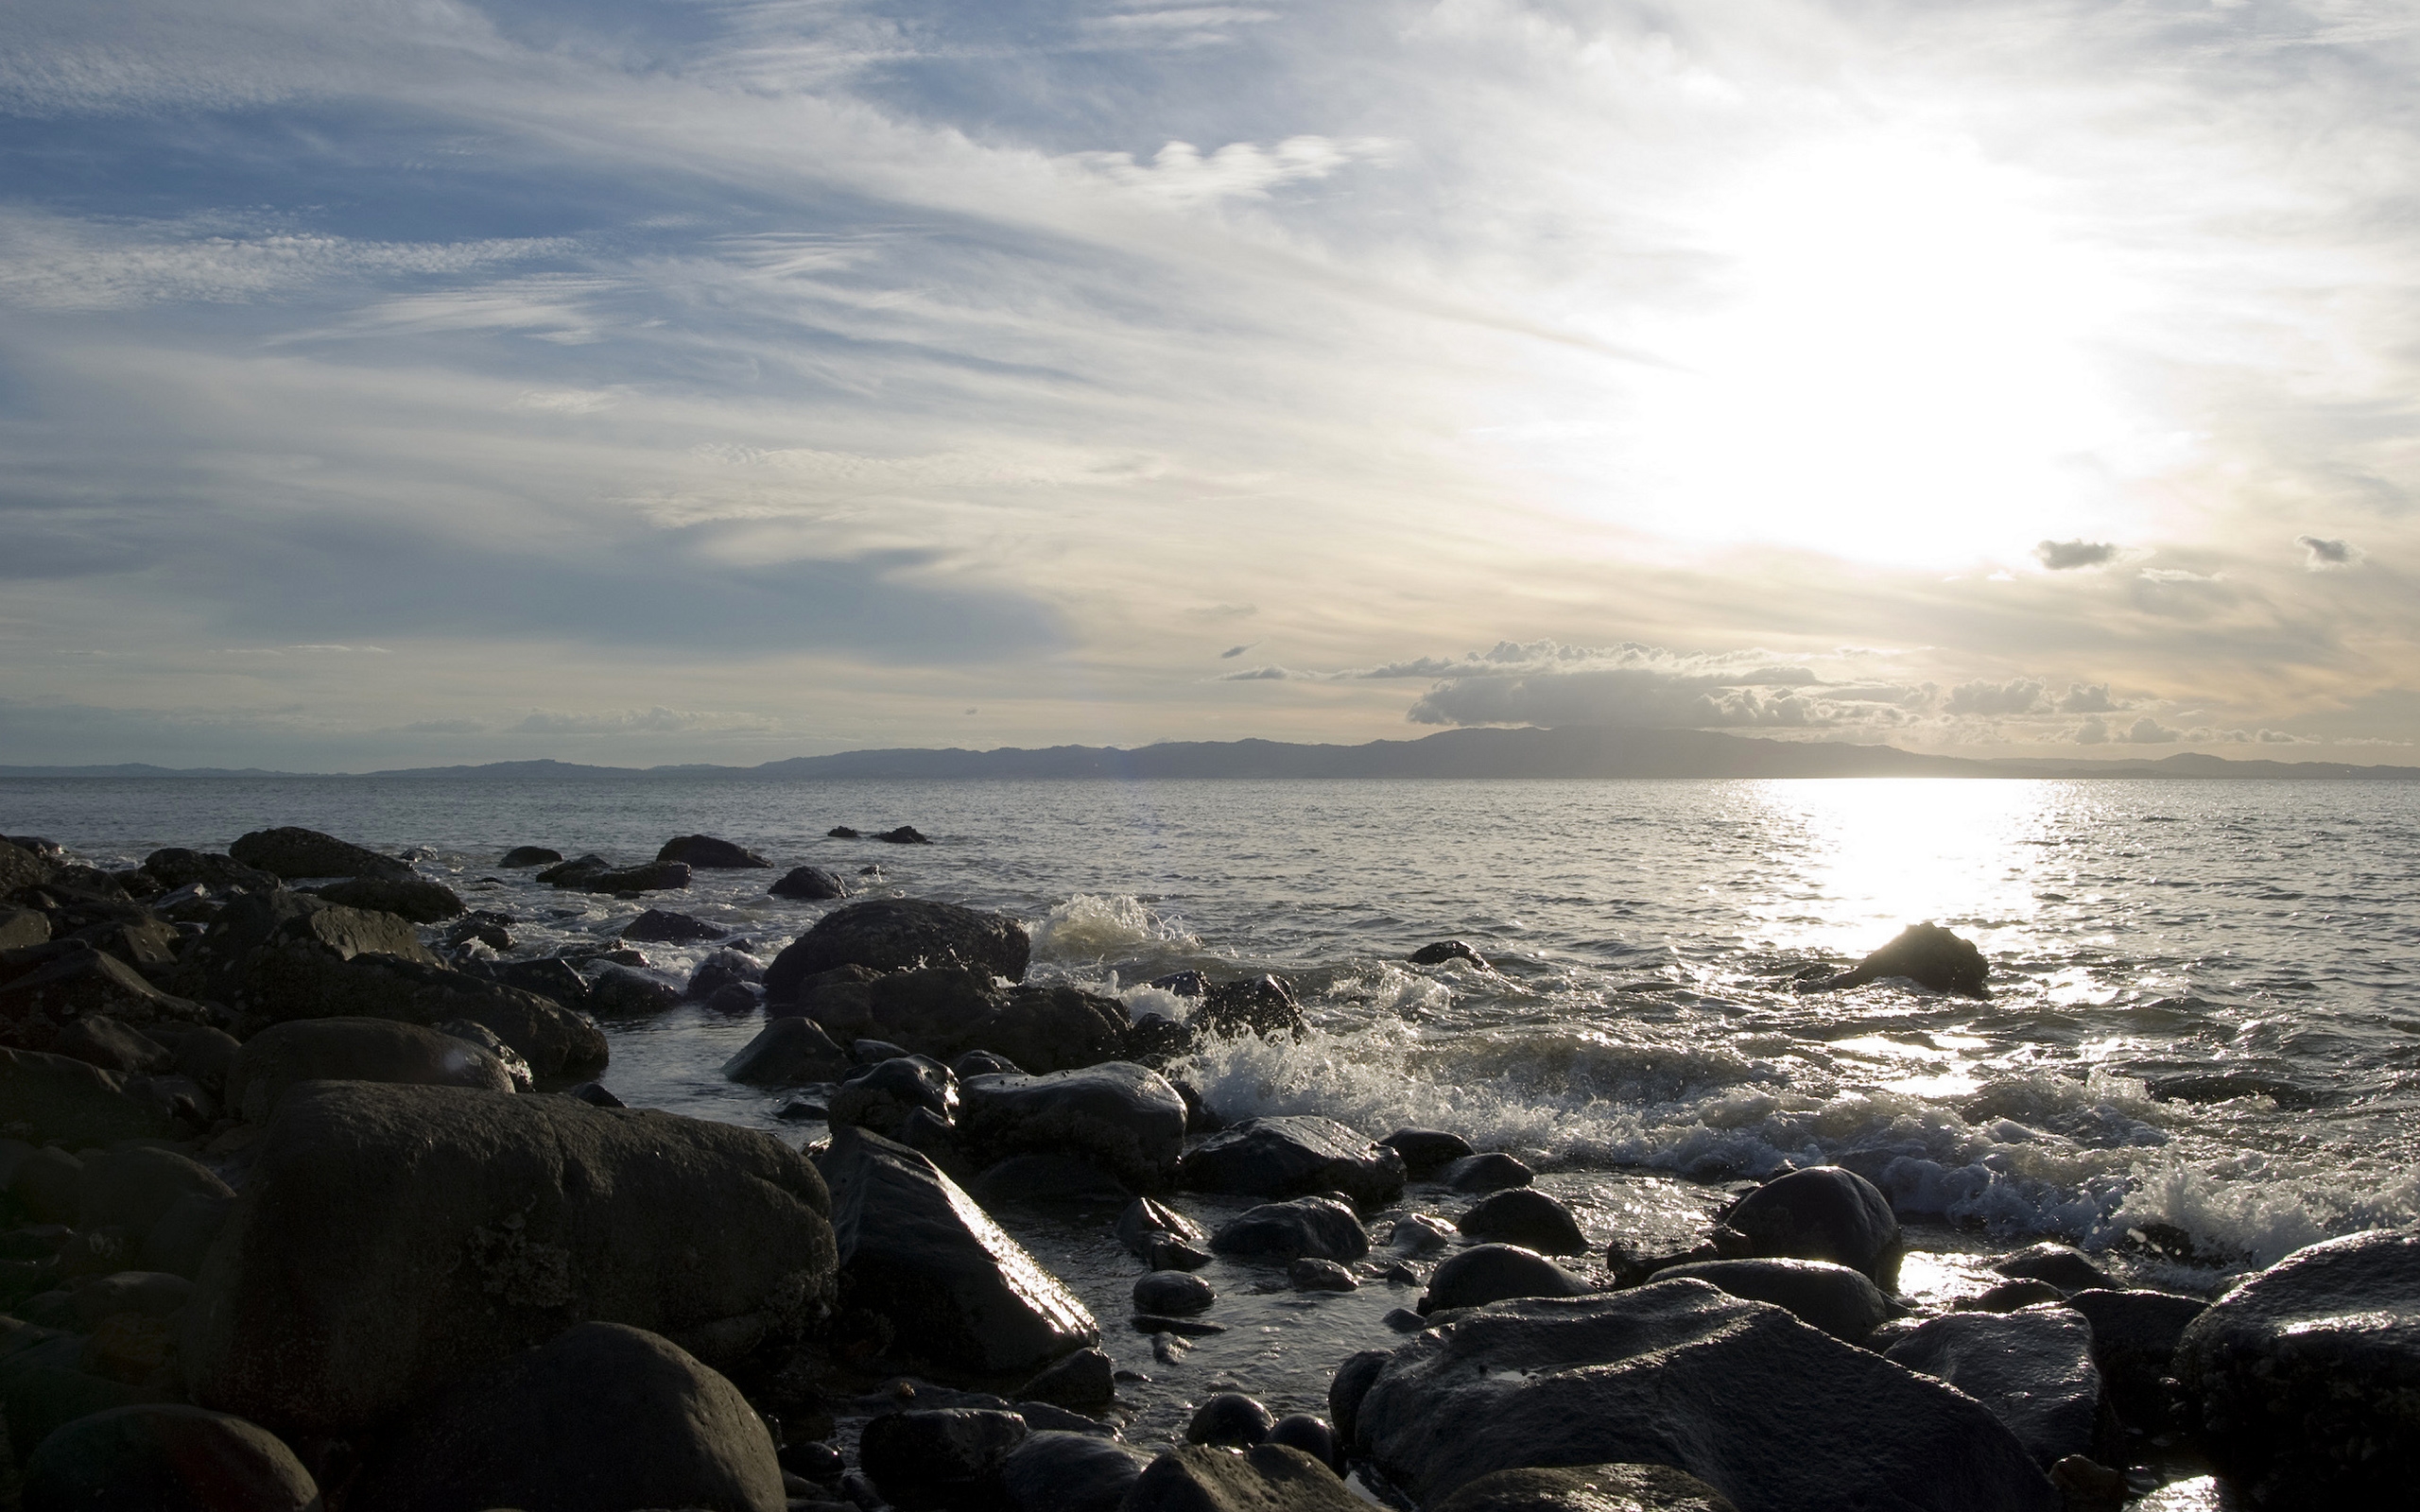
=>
[1219,644,1252,659]
[2073,718,2109,745]
[1216,664,1292,680]
[2120,715,2182,744]
[396,718,485,733]
[510,707,775,735]
[2057,683,2120,713]
[1398,644,1847,730]
[1065,136,1391,206]
[2297,535,2361,570]
[1943,678,2047,716]
[2035,540,2120,571]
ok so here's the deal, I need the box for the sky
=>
[2,0,2415,769]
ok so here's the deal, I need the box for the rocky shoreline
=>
[0,824,2411,1510]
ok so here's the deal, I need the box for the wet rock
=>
[620,907,724,943]
[1188,1392,1275,1447]
[1386,1213,1456,1255]
[1148,970,1208,997]
[767,898,1030,996]
[314,875,466,922]
[770,865,850,901]
[957,1049,1023,1077]
[857,1407,1027,1510]
[1000,1428,1147,1512]
[1962,1279,2067,1314]
[443,913,512,952]
[2173,1227,2420,1504]
[1823,922,1989,998]
[352,1322,785,1512]
[1289,1257,1358,1292]
[1134,1270,1216,1315]
[703,983,757,1015]
[1194,973,1305,1039]
[20,1403,320,1511]
[877,826,931,845]
[1440,1152,1534,1193]
[855,1036,913,1064]
[1651,1259,1895,1345]
[958,1062,1186,1191]
[1178,1115,1406,1209]
[1020,1345,1116,1409]
[1266,1414,1339,1471]
[1420,1244,1596,1313]
[1429,1464,1740,1512]
[78,1144,233,1245]
[1885,1306,2110,1469]
[1,943,213,1053]
[802,969,1131,1074]
[722,1016,851,1086]
[1210,1195,1369,1264]
[226,1016,518,1120]
[1127,1444,1361,1512]
[1380,1127,1474,1179]
[182,1082,836,1435]
[486,955,591,1009]
[1720,1165,1902,1284]
[0,1047,182,1145]
[498,845,562,868]
[1992,1242,2119,1295]
[1117,1195,1214,1271]
[69,1268,194,1327]
[828,826,860,838]
[831,1056,959,1136]
[228,826,411,881]
[0,904,50,951]
[821,1125,1099,1379]
[562,1079,626,1108]
[1459,1189,1587,1255]
[656,833,771,869]
[1352,1279,2058,1511]
[141,848,279,894]
[537,854,694,893]
[589,964,681,1016]
[48,1013,173,1074]
[972,1155,1132,1208]
[2063,1287,2206,1430]
[1409,939,1489,970]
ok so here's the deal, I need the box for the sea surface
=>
[9,773,2414,1276]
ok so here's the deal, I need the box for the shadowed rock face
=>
[767,898,1031,995]
[1124,1444,1363,1512]
[1177,1115,1407,1208]
[1347,1280,2059,1512]
[655,834,771,869]
[313,876,465,922]
[1651,1259,1895,1345]
[2175,1227,2420,1506]
[228,827,412,882]
[1720,1165,1902,1285]
[21,1404,320,1512]
[957,1063,1188,1191]
[1823,922,1989,997]
[1884,1306,2111,1469]
[226,1017,519,1122]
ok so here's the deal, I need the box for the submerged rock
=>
[1194,973,1305,1039]
[228,826,411,881]
[1720,1165,1902,1284]
[1178,1115,1407,1208]
[722,1016,850,1086]
[656,833,771,869]
[620,907,724,943]
[1409,939,1490,970]
[498,845,562,868]
[1885,1306,2110,1469]
[877,826,932,845]
[769,865,850,901]
[1187,1392,1275,1447]
[1992,1242,2120,1295]
[767,898,1031,996]
[1822,922,1989,998]
[1441,1152,1534,1193]
[1134,1270,1216,1316]
[1116,1195,1213,1271]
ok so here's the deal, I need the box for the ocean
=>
[10,772,2413,1280]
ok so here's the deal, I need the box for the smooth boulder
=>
[1459,1189,1587,1254]
[766,899,1030,997]
[1442,1152,1534,1193]
[830,1057,959,1137]
[226,1017,518,1121]
[182,1082,837,1435]
[314,876,465,922]
[499,846,562,868]
[352,1322,785,1512]
[2173,1227,2420,1506]
[0,1047,182,1144]
[620,908,724,943]
[1124,1444,1362,1512]
[1651,1260,1894,1345]
[1991,1242,2119,1295]
[20,1403,319,1512]
[656,834,771,869]
[1210,1196,1369,1264]
[1431,1464,1740,1512]
[2063,1287,2206,1429]
[1348,1280,2058,1511]
[1381,1127,1474,1178]
[957,1063,1186,1191]
[1720,1166,1901,1283]
[1884,1306,2109,1469]
[769,865,849,901]
[859,1407,1028,1510]
[1421,1245,1595,1314]
[229,826,411,881]
[722,1016,850,1085]
[1824,922,1988,997]
[1177,1116,1406,1208]
[999,1429,1147,1512]
[142,848,279,894]
[1193,974,1305,1039]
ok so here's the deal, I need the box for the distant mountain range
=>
[4,726,2415,781]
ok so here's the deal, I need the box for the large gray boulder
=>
[2174,1227,2420,1506]
[20,1403,320,1512]
[351,1322,785,1512]
[1177,1115,1406,1209]
[226,1017,519,1121]
[766,899,1030,997]
[228,826,411,881]
[821,1125,1098,1380]
[182,1082,836,1436]
[1345,1280,2058,1511]
[1651,1259,1894,1344]
[1883,1306,2110,1469]
[957,1063,1186,1191]
[1720,1166,1901,1284]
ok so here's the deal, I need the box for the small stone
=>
[1134,1270,1217,1316]
[1288,1258,1358,1293]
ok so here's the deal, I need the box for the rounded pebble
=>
[1185,1392,1274,1448]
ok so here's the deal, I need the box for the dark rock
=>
[1721,1165,1901,1284]
[153,1022,240,1094]
[69,1268,194,1326]
[78,1144,233,1247]
[1134,1270,1216,1315]
[534,852,611,884]
[2062,1287,2205,1430]
[723,1017,851,1086]
[1265,1414,1338,1471]
[1386,1213,1455,1255]
[1823,922,1989,998]
[48,1013,172,1074]
[828,826,860,838]
[656,834,770,869]
[770,865,850,901]
[562,1080,626,1108]
[1289,1258,1357,1292]
[1328,1348,1392,1446]
[2174,1227,2419,1504]
[1,943,213,1053]
[182,1082,836,1435]
[781,1438,847,1479]
[69,912,186,974]
[1440,1152,1534,1193]
[1195,973,1305,1040]
[999,1429,1146,1512]
[444,914,512,952]
[228,826,410,881]
[858,1407,1027,1510]
[314,875,465,922]
[1133,1314,1226,1338]
[1380,1127,1474,1179]
[499,846,562,868]
[352,1321,785,1512]
[1116,1196,1213,1270]
[538,854,694,893]
[876,826,931,845]
[141,849,280,894]
[956,1049,1023,1077]
[0,836,55,894]
[685,960,750,1000]
[1992,1242,2119,1295]
[620,907,725,943]
[0,904,50,951]
[1210,1196,1369,1264]
[9,1142,84,1223]
[854,1036,913,1063]
[1886,1306,2110,1469]
[1409,939,1489,970]
[972,1155,1132,1208]
[20,1402,320,1511]
[0,1331,139,1456]
[821,1125,1099,1379]
[1429,1464,1740,1512]
[1188,1392,1275,1447]
[958,1063,1186,1191]
[1178,1115,1405,1209]
[488,956,592,1009]
[700,982,756,1015]
[767,899,1030,996]
[832,1056,959,1136]
[1353,1279,2058,1511]
[1962,1279,2068,1314]
[1653,1259,1894,1344]
[1126,1444,1361,1512]
[1420,1244,1596,1313]
[226,1016,517,1120]
[1147,970,1207,997]
[799,969,1130,1075]
[1020,1345,1116,1410]
[590,964,682,1016]
[142,1193,235,1278]
[0,1048,182,1145]
[1459,1189,1586,1255]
